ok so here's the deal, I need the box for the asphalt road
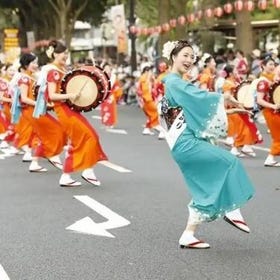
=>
[0,105,280,280]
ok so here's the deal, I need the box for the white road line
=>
[106,128,127,135]
[99,160,132,173]
[0,264,10,280]
[251,145,270,152]
[91,115,102,120]
[218,139,270,152]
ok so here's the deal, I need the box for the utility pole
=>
[129,0,137,74]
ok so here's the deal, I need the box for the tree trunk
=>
[235,9,253,56]
[174,0,187,40]
[157,0,170,52]
[198,0,215,54]
[60,13,67,41]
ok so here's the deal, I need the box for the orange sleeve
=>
[112,81,123,100]
[222,81,235,93]
[198,73,209,85]
[18,76,30,87]
[140,80,152,102]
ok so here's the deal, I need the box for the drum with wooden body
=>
[233,80,254,109]
[270,81,280,104]
[60,65,111,112]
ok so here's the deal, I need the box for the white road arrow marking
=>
[99,160,132,173]
[0,264,10,280]
[66,195,130,238]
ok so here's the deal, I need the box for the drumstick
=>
[74,80,89,100]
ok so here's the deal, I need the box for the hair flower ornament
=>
[46,46,54,59]
[201,52,212,65]
[162,41,178,60]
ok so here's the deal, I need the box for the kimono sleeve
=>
[256,80,269,93]
[167,76,220,107]
[47,69,61,83]
[18,76,30,87]
[198,73,209,85]
[165,75,224,138]
[0,80,8,92]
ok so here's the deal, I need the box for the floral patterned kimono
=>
[162,73,254,222]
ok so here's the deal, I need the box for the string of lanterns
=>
[129,0,280,36]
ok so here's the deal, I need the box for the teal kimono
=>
[162,73,254,221]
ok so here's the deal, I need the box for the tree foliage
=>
[0,0,107,48]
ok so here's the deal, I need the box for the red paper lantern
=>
[161,23,170,32]
[142,27,149,36]
[234,0,243,11]
[196,10,203,20]
[187,13,195,23]
[136,28,142,36]
[204,8,213,18]
[155,25,162,33]
[244,1,255,11]
[129,25,137,34]
[214,7,224,17]
[169,19,177,28]
[148,27,155,35]
[273,0,280,8]
[258,0,267,10]
[177,15,186,25]
[224,2,233,14]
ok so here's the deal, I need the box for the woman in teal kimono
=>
[161,40,255,249]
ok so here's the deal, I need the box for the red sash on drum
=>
[238,114,263,144]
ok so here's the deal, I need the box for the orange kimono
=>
[46,65,108,173]
[137,72,159,129]
[12,74,35,149]
[0,77,17,142]
[0,77,12,122]
[257,72,280,155]
[198,68,215,91]
[0,78,11,134]
[0,110,8,134]
[18,72,66,158]
[223,77,262,147]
